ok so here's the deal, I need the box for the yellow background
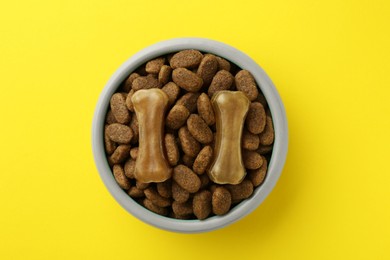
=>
[1,0,389,259]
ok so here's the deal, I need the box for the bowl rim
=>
[92,37,288,233]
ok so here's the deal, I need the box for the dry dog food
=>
[187,114,213,144]
[104,49,275,220]
[212,187,231,215]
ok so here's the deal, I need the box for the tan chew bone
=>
[131,89,172,183]
[207,91,250,184]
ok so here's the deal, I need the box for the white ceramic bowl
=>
[92,38,288,233]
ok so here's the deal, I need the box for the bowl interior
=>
[92,38,288,233]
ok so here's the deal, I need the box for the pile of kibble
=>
[104,50,274,220]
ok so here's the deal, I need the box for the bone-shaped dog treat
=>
[131,89,172,183]
[207,91,250,184]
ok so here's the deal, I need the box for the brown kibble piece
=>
[104,136,117,155]
[106,123,133,144]
[166,105,190,130]
[259,116,274,145]
[193,190,212,220]
[125,89,135,112]
[128,186,144,198]
[176,92,200,113]
[197,93,215,125]
[146,57,165,74]
[105,110,117,124]
[110,93,131,124]
[208,70,234,97]
[144,187,171,207]
[131,89,172,183]
[170,212,191,220]
[246,102,266,134]
[242,130,260,151]
[161,82,180,105]
[123,72,140,92]
[187,114,213,144]
[193,146,213,175]
[170,50,203,69]
[113,164,131,190]
[124,158,136,179]
[164,133,180,166]
[129,115,139,144]
[172,181,190,203]
[242,150,263,170]
[136,181,150,190]
[215,56,231,71]
[256,144,273,154]
[143,198,168,216]
[197,54,218,85]
[172,201,193,216]
[130,147,138,159]
[212,187,232,215]
[104,125,117,155]
[178,126,201,157]
[235,70,259,101]
[198,174,209,190]
[157,180,172,198]
[182,154,195,168]
[226,180,253,201]
[172,68,203,92]
[110,145,131,164]
[132,75,161,91]
[248,156,267,187]
[173,165,201,193]
[158,65,172,85]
